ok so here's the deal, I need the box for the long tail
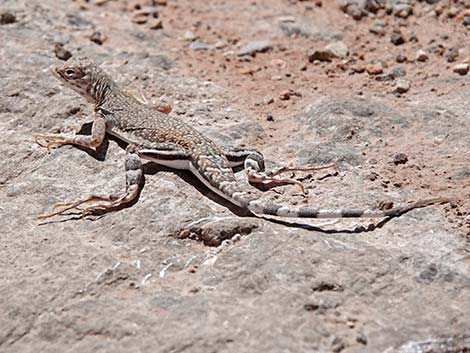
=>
[247,197,450,219]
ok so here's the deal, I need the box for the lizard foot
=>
[36,196,114,220]
[37,188,139,220]
[33,134,70,152]
[250,176,309,195]
[266,162,337,178]
[251,163,337,195]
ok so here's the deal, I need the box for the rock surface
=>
[1,0,469,353]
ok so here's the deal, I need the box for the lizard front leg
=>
[33,113,106,152]
[37,143,190,220]
[225,148,336,195]
[37,144,143,219]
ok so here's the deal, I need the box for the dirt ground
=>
[1,0,470,352]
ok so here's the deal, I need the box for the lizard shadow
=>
[142,162,252,217]
[143,162,397,234]
[258,216,395,234]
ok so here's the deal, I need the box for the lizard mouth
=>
[50,66,62,80]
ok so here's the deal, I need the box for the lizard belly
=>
[142,156,190,170]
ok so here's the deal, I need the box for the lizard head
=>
[52,57,112,103]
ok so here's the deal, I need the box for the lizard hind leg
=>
[255,162,337,195]
[36,145,143,220]
[225,148,336,195]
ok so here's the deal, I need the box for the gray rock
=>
[395,336,470,353]
[447,6,460,18]
[66,13,95,30]
[302,96,407,142]
[338,0,368,20]
[394,79,411,93]
[391,66,407,78]
[386,0,414,18]
[237,40,273,56]
[325,41,349,58]
[280,21,343,40]
[189,40,210,51]
[339,0,384,18]
[295,141,361,166]
[369,20,387,36]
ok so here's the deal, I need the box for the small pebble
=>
[132,13,148,24]
[368,172,379,181]
[369,21,386,36]
[324,41,349,58]
[453,63,469,75]
[304,303,319,311]
[214,40,227,49]
[391,66,406,78]
[393,4,413,18]
[148,19,163,30]
[90,31,106,45]
[54,44,72,61]
[0,12,16,25]
[356,332,368,345]
[264,97,274,104]
[350,64,366,74]
[447,7,459,18]
[396,54,407,63]
[416,49,429,62]
[307,49,335,62]
[409,32,419,43]
[279,90,291,100]
[463,16,470,27]
[393,152,409,165]
[390,29,406,46]
[394,79,410,93]
[184,31,196,41]
[366,63,384,75]
[445,47,459,63]
[189,40,209,51]
[266,114,274,121]
[237,40,273,56]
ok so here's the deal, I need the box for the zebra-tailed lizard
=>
[34,57,448,221]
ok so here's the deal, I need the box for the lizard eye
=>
[65,69,76,77]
